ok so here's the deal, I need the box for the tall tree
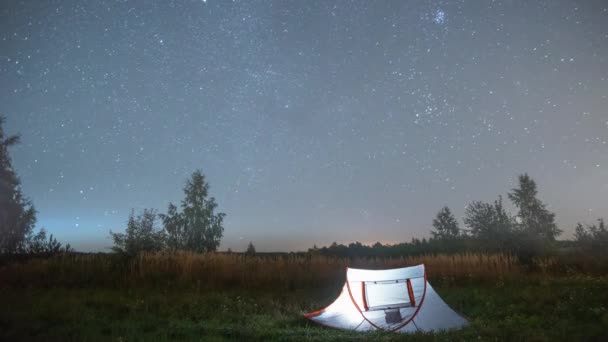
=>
[110,209,165,255]
[431,206,460,239]
[246,241,256,256]
[508,174,561,241]
[160,170,225,252]
[0,116,36,254]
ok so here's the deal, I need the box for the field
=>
[1,253,607,341]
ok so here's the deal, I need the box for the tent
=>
[305,264,468,332]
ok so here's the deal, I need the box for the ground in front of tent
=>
[1,278,607,341]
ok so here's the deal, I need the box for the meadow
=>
[1,252,607,341]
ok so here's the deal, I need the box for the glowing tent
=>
[305,264,468,332]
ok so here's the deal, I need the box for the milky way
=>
[1,1,607,251]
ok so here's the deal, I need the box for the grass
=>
[1,252,607,340]
[1,278,607,341]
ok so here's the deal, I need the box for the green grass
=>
[1,278,607,341]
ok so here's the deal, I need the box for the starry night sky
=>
[1,1,607,252]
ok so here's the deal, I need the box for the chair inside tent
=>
[305,264,468,332]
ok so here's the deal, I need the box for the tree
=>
[160,170,225,252]
[573,218,607,252]
[110,209,165,255]
[0,116,37,254]
[307,244,320,256]
[431,206,460,239]
[464,201,492,240]
[28,228,72,254]
[574,222,590,243]
[161,203,183,251]
[508,174,561,241]
[464,196,514,250]
[246,241,256,256]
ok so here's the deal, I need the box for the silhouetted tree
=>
[508,174,561,241]
[464,201,494,239]
[464,196,514,250]
[0,116,37,254]
[574,223,587,242]
[110,209,165,255]
[574,218,607,252]
[28,228,72,254]
[161,203,183,250]
[160,170,225,252]
[246,241,256,255]
[431,206,460,239]
[307,244,320,256]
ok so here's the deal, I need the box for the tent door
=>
[384,308,403,324]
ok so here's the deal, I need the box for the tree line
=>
[1,116,605,258]
[310,174,606,261]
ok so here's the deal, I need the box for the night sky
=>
[1,1,607,252]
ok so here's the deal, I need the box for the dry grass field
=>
[1,252,524,290]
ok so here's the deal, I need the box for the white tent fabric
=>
[305,264,468,332]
